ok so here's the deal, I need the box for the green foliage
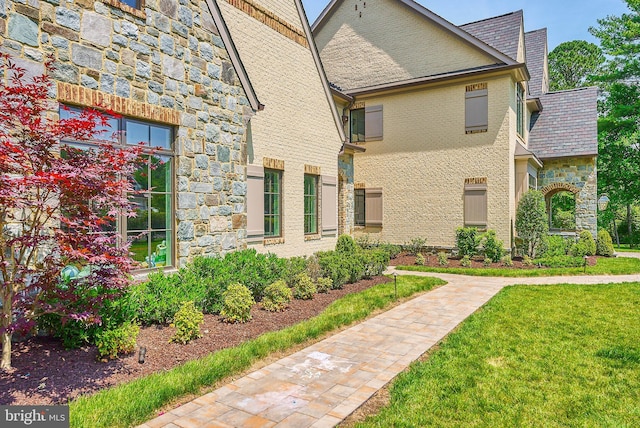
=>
[95,322,139,361]
[438,252,449,267]
[456,227,480,257]
[317,251,350,289]
[534,255,586,268]
[220,283,255,324]
[550,192,576,230]
[516,191,549,258]
[544,235,571,257]
[261,280,292,312]
[501,255,513,267]
[548,40,604,91]
[170,301,204,345]
[404,237,427,255]
[415,253,425,266]
[355,235,401,259]
[597,229,615,257]
[292,273,316,300]
[282,256,308,286]
[481,230,504,262]
[361,249,390,278]
[461,255,472,267]
[305,254,322,282]
[378,243,402,259]
[316,277,333,294]
[570,230,597,257]
[522,255,534,267]
[336,234,358,254]
[483,258,492,267]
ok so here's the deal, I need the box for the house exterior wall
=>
[313,0,497,91]
[219,0,344,258]
[352,74,516,248]
[539,157,598,237]
[2,0,252,268]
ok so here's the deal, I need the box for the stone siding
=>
[1,0,252,268]
[539,157,598,237]
[338,153,355,236]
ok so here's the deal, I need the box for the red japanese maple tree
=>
[0,55,143,370]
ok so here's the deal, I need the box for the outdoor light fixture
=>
[598,194,610,211]
[139,346,147,364]
[393,272,398,299]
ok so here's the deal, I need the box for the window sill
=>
[304,234,321,241]
[264,237,285,246]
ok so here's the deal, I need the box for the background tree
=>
[0,56,142,370]
[515,190,549,259]
[548,40,605,91]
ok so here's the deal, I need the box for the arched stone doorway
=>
[541,183,579,232]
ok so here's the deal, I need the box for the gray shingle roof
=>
[460,10,523,61]
[528,87,598,159]
[525,28,547,97]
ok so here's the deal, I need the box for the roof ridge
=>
[545,86,599,95]
[460,9,523,27]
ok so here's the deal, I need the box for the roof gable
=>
[525,28,549,97]
[460,10,524,62]
[313,0,518,91]
[528,87,598,159]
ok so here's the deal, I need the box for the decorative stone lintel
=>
[304,164,321,175]
[263,157,284,170]
[354,182,366,190]
[304,234,321,241]
[264,237,285,246]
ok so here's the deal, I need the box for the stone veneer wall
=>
[338,153,355,236]
[538,157,598,237]
[1,0,252,267]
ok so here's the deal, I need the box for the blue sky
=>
[302,0,630,50]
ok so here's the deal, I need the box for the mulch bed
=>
[389,252,598,269]
[0,276,390,406]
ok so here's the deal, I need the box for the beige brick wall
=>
[353,75,516,248]
[219,0,344,258]
[314,0,497,91]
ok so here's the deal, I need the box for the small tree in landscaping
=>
[456,227,480,257]
[516,191,549,258]
[596,229,615,257]
[0,56,141,369]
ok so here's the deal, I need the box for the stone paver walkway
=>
[140,268,640,428]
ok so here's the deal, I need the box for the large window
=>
[264,169,282,237]
[516,83,525,137]
[59,106,174,268]
[304,174,318,234]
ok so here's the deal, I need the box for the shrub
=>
[456,227,480,257]
[170,301,204,344]
[544,235,571,257]
[501,255,513,267]
[570,230,596,258]
[404,237,427,255]
[438,252,449,266]
[378,242,402,259]
[336,234,358,254]
[534,255,585,268]
[361,249,390,278]
[522,255,534,266]
[481,230,504,262]
[516,190,549,258]
[293,273,316,300]
[316,277,333,294]
[282,256,308,286]
[461,255,472,267]
[596,229,615,257]
[317,251,350,289]
[261,280,293,312]
[305,254,322,281]
[220,283,255,323]
[95,322,139,361]
[415,253,425,266]
[355,234,375,250]
[483,258,492,267]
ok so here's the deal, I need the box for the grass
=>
[356,282,640,427]
[69,275,445,428]
[398,255,640,277]
[615,244,640,253]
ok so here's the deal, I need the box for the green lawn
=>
[615,244,640,253]
[69,275,445,428]
[398,256,640,277]
[356,283,640,427]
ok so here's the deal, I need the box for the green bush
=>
[438,252,449,266]
[461,255,472,267]
[544,235,571,257]
[570,230,596,257]
[95,321,139,361]
[378,243,402,259]
[305,254,322,281]
[516,190,549,258]
[361,249,390,278]
[170,301,204,344]
[481,230,504,262]
[534,255,585,268]
[317,251,350,289]
[282,256,308,286]
[220,283,255,323]
[596,229,615,257]
[293,273,316,300]
[336,234,358,254]
[522,255,534,266]
[501,255,514,267]
[415,253,425,266]
[261,280,293,312]
[404,237,427,255]
[355,234,376,250]
[316,277,333,294]
[215,250,285,302]
[483,258,492,267]
[456,227,480,257]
